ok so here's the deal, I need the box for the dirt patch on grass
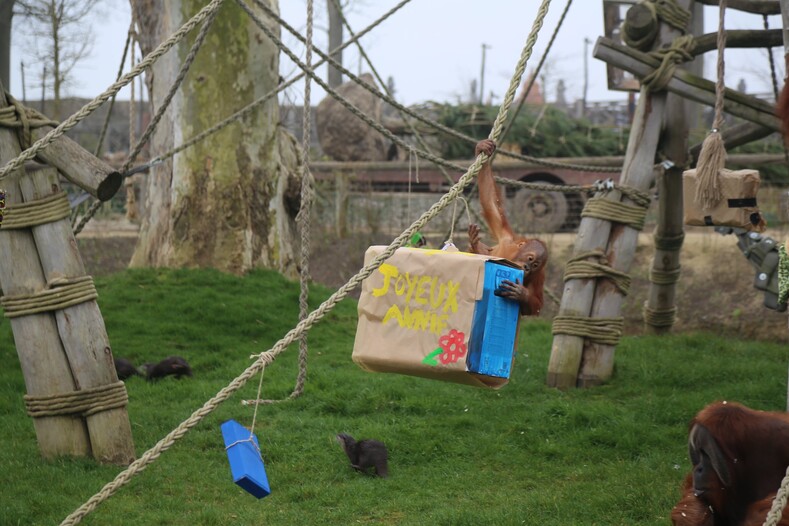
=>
[77,222,789,343]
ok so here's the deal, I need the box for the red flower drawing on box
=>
[422,329,468,366]
[437,329,467,364]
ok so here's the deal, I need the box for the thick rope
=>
[642,304,677,327]
[580,197,648,231]
[58,4,553,523]
[1,191,70,229]
[73,5,223,236]
[764,466,789,526]
[641,34,694,92]
[654,0,691,32]
[291,0,315,403]
[0,93,59,149]
[563,250,631,296]
[25,381,128,418]
[649,266,681,285]
[622,1,659,51]
[0,0,225,182]
[551,315,624,346]
[654,232,685,251]
[694,0,728,210]
[1,276,97,318]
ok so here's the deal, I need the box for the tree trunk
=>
[129,0,301,276]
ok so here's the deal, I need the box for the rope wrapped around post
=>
[581,196,649,231]
[1,276,98,318]
[0,92,59,149]
[654,232,685,251]
[551,315,624,346]
[1,191,70,229]
[24,381,128,418]
[563,250,632,296]
[642,304,677,328]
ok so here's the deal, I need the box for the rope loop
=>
[564,250,632,296]
[552,315,624,346]
[581,197,648,231]
[1,276,98,318]
[649,266,681,285]
[654,232,685,251]
[0,93,59,149]
[25,381,128,418]
[642,34,695,92]
[642,303,677,327]
[1,191,70,229]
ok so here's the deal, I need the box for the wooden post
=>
[548,0,691,389]
[643,5,702,335]
[28,127,122,201]
[19,164,136,465]
[0,92,91,458]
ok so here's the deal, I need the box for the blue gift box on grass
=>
[467,261,524,378]
[221,419,270,499]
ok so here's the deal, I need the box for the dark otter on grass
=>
[336,433,388,478]
[114,357,142,381]
[143,356,193,381]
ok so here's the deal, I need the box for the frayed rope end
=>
[694,130,727,210]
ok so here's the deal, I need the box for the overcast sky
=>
[7,1,785,107]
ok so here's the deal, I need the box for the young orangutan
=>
[467,139,548,316]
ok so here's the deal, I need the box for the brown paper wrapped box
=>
[683,168,766,232]
[352,246,523,389]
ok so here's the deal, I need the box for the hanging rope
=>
[694,0,728,210]
[248,0,316,407]
[59,2,555,523]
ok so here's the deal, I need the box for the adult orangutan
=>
[671,401,789,526]
[467,139,547,316]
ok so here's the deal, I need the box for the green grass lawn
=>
[1,268,787,525]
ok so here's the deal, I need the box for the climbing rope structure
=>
[33,1,561,523]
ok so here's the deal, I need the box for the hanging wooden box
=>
[683,168,766,232]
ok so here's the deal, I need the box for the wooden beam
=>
[594,36,781,132]
[30,127,122,201]
[689,122,776,160]
[695,0,780,15]
[691,29,782,56]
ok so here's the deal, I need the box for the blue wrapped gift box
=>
[467,261,524,378]
[221,419,270,499]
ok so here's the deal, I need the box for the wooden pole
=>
[28,127,122,201]
[547,0,691,389]
[19,164,136,465]
[0,90,91,458]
